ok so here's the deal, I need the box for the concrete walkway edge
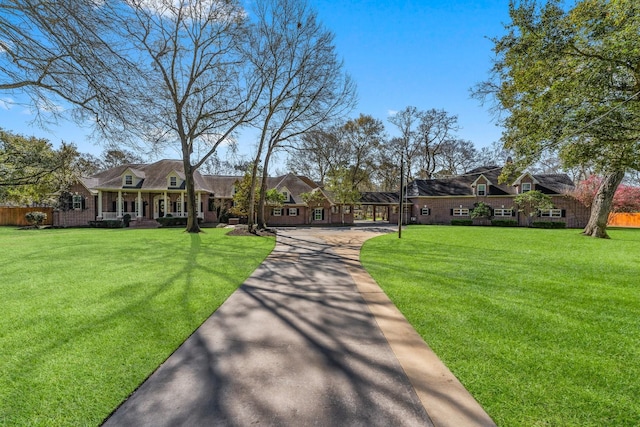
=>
[330,231,497,427]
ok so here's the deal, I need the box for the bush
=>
[156,217,203,227]
[451,219,473,226]
[25,211,48,228]
[531,221,566,229]
[492,219,518,227]
[89,220,124,228]
[122,214,131,227]
[471,202,492,219]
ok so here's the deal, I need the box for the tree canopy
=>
[475,0,640,237]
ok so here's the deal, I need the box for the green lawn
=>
[361,226,640,427]
[0,227,274,426]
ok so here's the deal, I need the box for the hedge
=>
[451,219,473,226]
[156,217,203,227]
[491,219,518,227]
[531,221,566,229]
[88,220,124,228]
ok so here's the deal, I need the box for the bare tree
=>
[286,125,344,185]
[244,0,356,230]
[387,106,422,180]
[2,0,265,233]
[436,139,479,176]
[415,109,460,179]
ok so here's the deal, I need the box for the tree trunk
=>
[256,149,273,229]
[183,160,201,233]
[582,170,625,239]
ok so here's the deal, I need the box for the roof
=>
[360,192,400,204]
[407,166,575,197]
[88,160,214,192]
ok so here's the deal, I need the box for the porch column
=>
[197,192,201,219]
[137,191,142,218]
[164,192,168,216]
[97,190,103,219]
[118,191,122,217]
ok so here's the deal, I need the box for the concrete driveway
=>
[103,225,494,427]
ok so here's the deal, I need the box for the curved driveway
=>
[103,225,494,427]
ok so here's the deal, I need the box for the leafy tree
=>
[340,114,385,191]
[573,175,640,213]
[475,0,640,238]
[514,190,554,226]
[325,168,361,224]
[471,202,493,219]
[0,129,81,205]
[99,149,142,170]
[230,172,260,220]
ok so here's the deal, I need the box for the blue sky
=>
[0,0,509,161]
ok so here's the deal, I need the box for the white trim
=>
[453,208,469,216]
[476,183,487,196]
[540,209,562,218]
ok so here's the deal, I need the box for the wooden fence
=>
[608,213,640,228]
[0,207,54,226]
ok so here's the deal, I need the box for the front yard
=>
[0,227,274,426]
[361,226,640,426]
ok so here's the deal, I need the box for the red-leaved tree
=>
[573,176,640,213]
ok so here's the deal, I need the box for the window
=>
[540,209,562,217]
[125,175,133,185]
[477,184,486,196]
[72,194,83,210]
[282,191,289,201]
[288,208,297,216]
[494,208,513,217]
[421,207,430,216]
[452,208,469,216]
[169,176,177,187]
[344,205,352,214]
[331,205,339,214]
[521,182,532,193]
[313,208,323,221]
[273,208,282,216]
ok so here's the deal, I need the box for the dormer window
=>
[170,176,177,187]
[477,184,486,196]
[521,182,532,193]
[282,191,289,201]
[125,175,133,185]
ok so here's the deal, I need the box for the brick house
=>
[53,160,355,227]
[403,166,590,228]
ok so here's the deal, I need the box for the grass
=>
[361,226,640,427]
[0,227,274,426]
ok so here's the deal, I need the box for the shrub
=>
[122,214,131,227]
[25,211,48,228]
[492,219,518,227]
[471,202,492,219]
[156,217,203,227]
[532,221,566,229]
[451,219,473,226]
[89,220,124,228]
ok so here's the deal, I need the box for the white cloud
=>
[0,97,14,110]
[387,109,398,117]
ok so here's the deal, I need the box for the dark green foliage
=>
[451,219,473,226]
[532,221,566,229]
[157,217,202,227]
[491,219,518,227]
[24,211,47,227]
[89,220,124,228]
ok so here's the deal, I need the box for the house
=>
[402,166,590,228]
[54,160,218,227]
[53,160,355,227]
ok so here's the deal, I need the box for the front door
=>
[154,195,165,218]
